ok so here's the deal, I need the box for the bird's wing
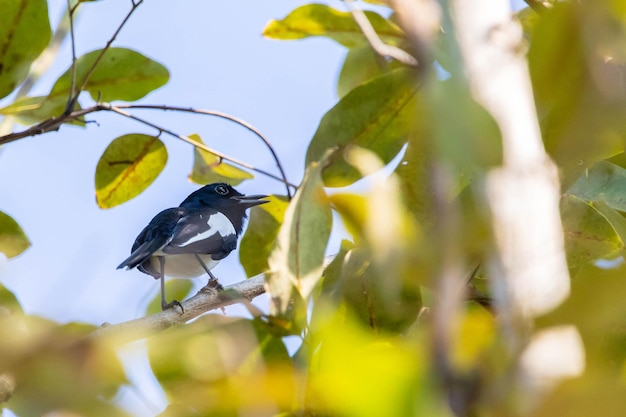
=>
[162,209,237,260]
[117,208,185,270]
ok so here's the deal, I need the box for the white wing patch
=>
[176,211,236,247]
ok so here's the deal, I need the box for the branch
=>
[94,274,266,342]
[344,0,418,67]
[0,103,296,191]
[114,104,294,197]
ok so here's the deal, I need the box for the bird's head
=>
[180,183,269,210]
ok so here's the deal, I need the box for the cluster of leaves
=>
[4,0,626,416]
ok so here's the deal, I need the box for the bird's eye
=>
[215,185,229,195]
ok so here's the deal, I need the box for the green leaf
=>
[429,78,502,168]
[0,211,30,259]
[0,95,85,126]
[239,195,289,278]
[187,134,253,185]
[263,3,405,48]
[337,46,403,98]
[95,134,167,209]
[561,195,623,267]
[266,155,333,316]
[50,47,169,102]
[146,279,194,315]
[567,161,626,212]
[306,68,418,187]
[0,283,23,314]
[0,0,51,99]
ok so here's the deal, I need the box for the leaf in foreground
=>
[266,155,333,316]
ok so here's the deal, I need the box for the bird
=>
[117,183,268,311]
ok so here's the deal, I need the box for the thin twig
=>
[65,0,79,113]
[115,104,294,198]
[65,0,145,113]
[103,104,297,189]
[344,0,418,67]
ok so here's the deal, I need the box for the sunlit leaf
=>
[306,68,418,187]
[266,154,332,316]
[146,280,194,316]
[50,47,169,102]
[0,0,51,99]
[239,195,289,278]
[95,134,167,208]
[0,211,30,259]
[567,161,626,212]
[263,4,405,48]
[187,134,253,185]
[561,195,623,267]
[0,95,85,126]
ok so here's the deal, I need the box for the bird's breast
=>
[154,254,220,279]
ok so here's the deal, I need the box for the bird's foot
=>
[201,276,224,293]
[162,299,184,314]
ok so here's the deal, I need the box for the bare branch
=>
[103,104,296,189]
[94,274,267,342]
[0,103,296,190]
[115,104,294,197]
[66,0,79,113]
[343,0,418,67]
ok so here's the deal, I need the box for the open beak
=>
[233,194,269,207]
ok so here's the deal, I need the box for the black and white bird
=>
[117,183,268,310]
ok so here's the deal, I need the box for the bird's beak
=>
[233,194,270,207]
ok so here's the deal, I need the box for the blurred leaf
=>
[516,7,540,39]
[306,68,418,187]
[429,78,502,168]
[95,133,167,209]
[2,316,128,416]
[266,155,332,318]
[567,161,626,211]
[528,3,625,183]
[263,4,405,48]
[560,195,623,267]
[307,312,443,417]
[187,134,253,185]
[340,247,422,332]
[395,136,434,224]
[148,315,294,415]
[0,210,30,259]
[0,0,51,99]
[337,46,403,98]
[0,95,85,126]
[0,283,22,314]
[146,279,194,315]
[50,47,169,102]
[239,195,289,277]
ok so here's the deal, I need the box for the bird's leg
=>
[194,254,224,291]
[158,256,184,313]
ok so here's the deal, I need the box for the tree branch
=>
[344,0,418,67]
[0,103,297,191]
[94,274,266,342]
